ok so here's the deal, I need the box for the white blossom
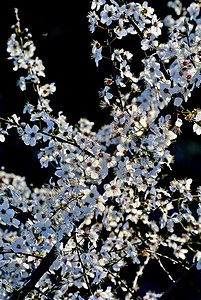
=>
[21,124,42,146]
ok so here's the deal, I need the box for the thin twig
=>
[0,251,42,259]
[0,116,95,158]
[132,255,150,291]
[146,249,190,270]
[157,257,175,282]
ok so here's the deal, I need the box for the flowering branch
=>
[0,116,96,158]
[1,1,201,299]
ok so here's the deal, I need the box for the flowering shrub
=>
[1,1,201,299]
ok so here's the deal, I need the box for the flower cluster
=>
[1,2,201,299]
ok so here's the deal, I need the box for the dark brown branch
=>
[9,244,59,300]
[128,16,144,39]
[74,233,93,295]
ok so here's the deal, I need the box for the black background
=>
[0,0,201,189]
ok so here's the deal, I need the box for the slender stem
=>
[128,17,143,40]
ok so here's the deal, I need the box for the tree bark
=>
[9,244,58,300]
